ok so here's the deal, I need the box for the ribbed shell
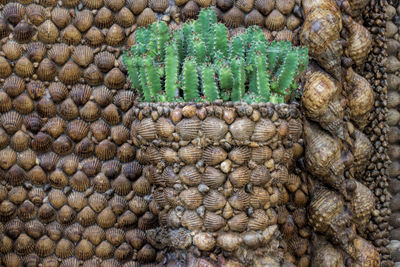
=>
[236,0,254,12]
[27,5,47,26]
[72,45,94,67]
[59,61,82,85]
[1,111,22,134]
[223,7,244,28]
[276,0,295,15]
[3,3,25,25]
[228,190,249,211]
[74,10,93,32]
[37,20,59,44]
[228,212,248,232]
[95,7,114,28]
[82,0,103,9]
[116,7,135,27]
[0,91,12,113]
[203,146,227,165]
[245,9,264,27]
[84,27,105,47]
[178,145,202,164]
[349,181,374,229]
[203,190,226,211]
[201,117,228,141]
[149,0,169,13]
[51,7,71,29]
[104,68,125,89]
[137,8,157,26]
[250,165,270,186]
[204,212,226,232]
[15,56,34,78]
[181,210,203,230]
[3,41,22,61]
[179,188,203,209]
[179,165,202,186]
[251,119,276,142]
[203,167,226,188]
[114,91,135,112]
[181,1,200,21]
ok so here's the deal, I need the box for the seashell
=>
[116,7,135,27]
[95,7,114,28]
[95,240,114,259]
[8,186,26,205]
[308,187,344,233]
[64,223,83,243]
[48,84,68,107]
[105,228,124,246]
[178,145,202,164]
[287,14,301,31]
[102,104,121,125]
[223,7,244,28]
[216,0,233,11]
[178,188,202,210]
[60,257,79,267]
[248,209,270,231]
[245,9,264,27]
[28,188,46,205]
[55,239,74,258]
[137,244,156,264]
[48,189,67,209]
[104,67,125,89]
[59,61,82,85]
[217,232,242,252]
[75,239,94,260]
[227,147,250,165]
[13,20,34,43]
[36,58,58,81]
[14,57,34,78]
[132,176,151,196]
[1,111,22,135]
[48,169,68,188]
[26,4,46,26]
[348,180,374,231]
[102,160,122,179]
[103,0,124,12]
[88,193,107,213]
[84,225,105,246]
[228,190,249,211]
[42,117,65,139]
[129,196,148,216]
[203,167,226,188]
[51,7,70,29]
[114,243,132,261]
[227,212,248,232]
[276,0,294,15]
[66,119,89,142]
[0,18,10,40]
[82,0,103,9]
[27,167,47,186]
[125,229,146,250]
[25,220,45,239]
[250,165,270,186]
[285,173,301,193]
[35,236,55,257]
[300,9,343,81]
[67,192,87,212]
[138,211,157,230]
[0,200,16,221]
[229,166,250,188]
[302,0,340,17]
[181,1,200,21]
[3,41,22,61]
[201,117,228,141]
[343,15,371,69]
[3,3,25,26]
[37,97,57,118]
[6,165,26,186]
[352,237,380,267]
[236,0,254,13]
[351,129,373,178]
[5,218,24,239]
[117,145,135,163]
[176,118,201,140]
[91,120,110,142]
[0,57,11,80]
[345,68,374,130]
[71,45,93,68]
[112,175,132,195]
[74,10,93,32]
[250,187,269,209]
[181,210,203,231]
[18,200,37,221]
[127,0,148,15]
[77,206,97,228]
[118,210,137,227]
[109,196,128,215]
[38,151,59,171]
[37,20,59,43]
[137,7,157,26]
[84,64,104,86]
[311,237,344,267]
[53,135,74,155]
[22,254,41,267]
[95,51,116,72]
[0,128,9,150]
[0,91,12,113]
[59,155,78,176]
[2,253,21,267]
[61,0,80,7]
[85,27,105,47]
[178,165,201,186]
[203,190,226,211]
[265,9,286,31]
[71,84,92,106]
[95,139,116,160]
[252,119,276,142]
[97,207,116,228]
[26,81,45,101]
[136,118,157,141]
[42,256,59,267]
[61,25,82,45]
[344,0,370,18]
[229,117,254,141]
[0,148,16,170]
[48,44,70,66]
[58,98,79,121]
[114,91,135,112]
[149,0,169,13]
[201,212,224,232]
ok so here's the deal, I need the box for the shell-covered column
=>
[131,102,307,266]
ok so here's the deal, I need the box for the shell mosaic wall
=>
[0,0,393,266]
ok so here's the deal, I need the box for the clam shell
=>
[203,190,226,211]
[127,0,148,15]
[229,117,255,141]
[53,135,74,155]
[81,157,102,177]
[2,253,21,266]
[102,160,122,178]
[26,4,46,26]
[25,220,45,239]
[217,232,242,252]
[216,0,233,11]
[245,9,264,27]
[85,27,105,47]
[203,167,226,188]
[48,44,70,66]
[228,146,251,164]
[51,7,71,29]
[236,0,254,12]
[61,24,82,45]
[250,187,269,208]
[248,209,269,230]
[18,200,37,221]
[276,0,295,15]
[69,171,89,192]
[265,9,286,31]
[204,211,226,232]
[91,120,110,141]
[37,58,58,81]
[55,239,74,258]
[35,236,55,257]
[1,111,22,135]
[58,98,79,121]
[117,143,135,163]
[128,196,148,215]
[137,244,156,263]
[97,207,116,228]
[75,239,94,260]
[179,165,202,186]
[93,173,111,193]
[95,240,114,258]
[80,101,100,122]
[102,104,121,125]
[74,137,95,158]
[14,56,34,78]
[17,150,36,171]
[71,84,92,106]
[95,7,114,28]
[74,10,94,32]
[116,7,135,27]
[181,1,200,21]
[48,170,68,188]
[48,189,67,209]
[64,223,83,243]
[181,210,203,230]
[250,165,271,186]
[0,91,12,113]
[223,7,244,28]
[137,118,157,141]
[132,176,151,196]
[95,139,116,160]
[287,14,301,31]
[14,233,35,255]
[66,120,89,141]
[28,188,46,205]
[109,195,128,215]
[228,190,249,211]
[138,211,157,230]
[229,166,251,188]
[125,229,146,249]
[114,91,135,112]
[201,117,228,141]
[176,118,201,140]
[6,165,27,186]
[112,175,132,196]
[104,67,125,89]
[251,146,272,164]
[252,119,276,142]
[27,42,47,63]
[27,166,47,185]
[82,0,103,9]
[84,225,105,246]
[179,145,203,164]
[72,45,94,67]
[3,3,25,25]
[5,218,24,238]
[160,147,179,165]
[0,148,17,170]
[0,56,11,78]
[137,8,157,26]
[0,200,17,221]
[149,0,169,13]
[26,81,45,100]
[3,41,22,61]
[62,0,80,8]
[95,51,116,73]
[37,97,57,118]
[228,212,248,232]
[180,188,203,209]
[37,20,59,43]
[84,64,104,86]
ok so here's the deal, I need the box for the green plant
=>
[123,8,309,104]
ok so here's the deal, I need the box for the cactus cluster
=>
[123,8,309,104]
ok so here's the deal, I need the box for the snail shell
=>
[223,7,244,28]
[348,180,374,231]
[351,237,380,267]
[351,129,373,179]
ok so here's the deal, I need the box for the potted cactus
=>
[123,8,309,266]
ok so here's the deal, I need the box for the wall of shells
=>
[0,0,391,266]
[386,0,400,265]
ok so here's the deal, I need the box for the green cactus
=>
[123,7,308,104]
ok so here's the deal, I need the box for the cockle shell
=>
[95,7,114,28]
[37,58,58,81]
[300,8,343,81]
[216,0,233,11]
[311,237,344,267]
[204,211,226,232]
[37,20,59,44]
[74,10,93,32]
[180,188,203,209]
[72,45,94,67]
[203,146,227,165]
[59,61,82,85]
[104,67,126,89]
[345,68,374,130]
[265,9,286,31]
[343,15,372,69]
[176,118,201,140]
[181,1,200,21]
[82,0,103,9]
[51,7,71,29]
[228,146,251,164]
[137,8,157,26]
[3,41,22,61]
[228,190,249,211]
[182,210,203,230]
[26,4,46,26]
[252,119,276,142]
[245,9,264,27]
[85,27,105,47]
[201,117,228,141]
[223,6,244,28]
[3,3,25,25]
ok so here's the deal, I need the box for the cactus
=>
[124,8,308,104]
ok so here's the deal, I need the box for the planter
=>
[131,101,305,265]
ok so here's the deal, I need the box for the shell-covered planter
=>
[130,101,305,265]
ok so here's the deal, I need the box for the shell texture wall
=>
[0,0,391,266]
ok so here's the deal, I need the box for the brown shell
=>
[137,7,157,26]
[61,25,82,45]
[48,189,67,209]
[137,244,156,263]
[13,93,34,114]
[59,61,82,85]
[178,145,202,164]
[26,4,46,26]
[91,120,110,141]
[216,0,233,11]
[179,165,201,186]
[228,189,249,211]
[70,84,92,106]
[56,239,74,258]
[250,165,271,186]
[41,117,65,139]
[0,91,12,113]
[3,3,25,25]
[48,169,68,188]
[204,212,226,232]
[181,1,200,21]
[25,220,45,240]
[0,128,10,149]
[352,129,373,178]
[51,7,71,29]
[66,120,89,141]
[0,56,11,78]
[104,67,125,89]
[53,135,74,155]
[72,45,94,67]
[29,188,46,205]
[58,98,79,121]
[116,7,135,27]
[85,27,105,47]
[265,9,285,31]
[245,9,264,27]
[203,167,226,188]
[95,51,116,73]
[38,151,59,171]
[75,239,94,260]
[84,64,104,85]
[251,119,276,142]
[176,118,201,140]
[102,104,121,125]
[17,150,37,171]
[48,44,70,66]
[37,58,58,81]
[114,90,135,112]
[1,111,23,134]
[181,210,203,231]
[0,148,16,170]
[74,10,94,32]
[223,7,244,28]
[61,0,80,7]
[201,117,228,141]
[11,130,30,151]
[111,175,131,196]
[47,83,67,104]
[149,0,169,13]
[349,180,374,230]
[287,14,301,31]
[352,237,380,267]
[236,0,253,12]
[27,166,47,186]
[203,190,226,211]
[179,188,203,209]
[14,56,34,78]
[276,0,295,15]
[95,7,114,28]
[37,20,59,44]
[82,0,103,9]
[3,41,22,61]
[35,236,55,257]
[311,238,344,267]
[93,86,113,107]
[80,101,100,122]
